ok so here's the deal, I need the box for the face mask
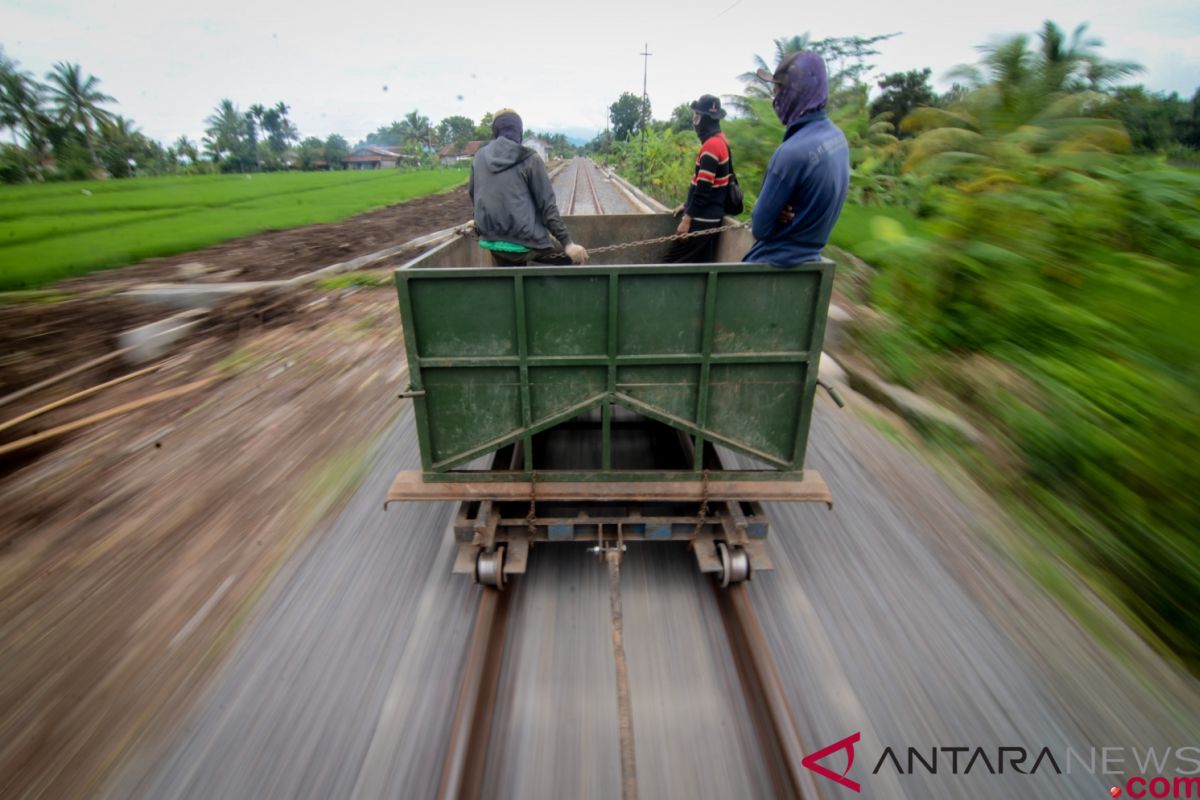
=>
[694,115,718,142]
[771,52,829,126]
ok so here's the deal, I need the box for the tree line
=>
[0,47,584,183]
[590,29,1198,165]
[360,111,579,161]
[0,53,168,182]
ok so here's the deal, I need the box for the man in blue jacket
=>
[744,52,849,266]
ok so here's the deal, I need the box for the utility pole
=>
[639,42,651,190]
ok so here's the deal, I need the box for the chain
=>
[585,222,747,255]
[453,220,746,257]
[692,467,711,537]
[526,469,537,535]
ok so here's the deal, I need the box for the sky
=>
[2,0,1197,146]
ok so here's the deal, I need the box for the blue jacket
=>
[744,112,849,266]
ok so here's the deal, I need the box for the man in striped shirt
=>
[662,94,732,263]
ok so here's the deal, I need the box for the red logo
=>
[803,732,862,792]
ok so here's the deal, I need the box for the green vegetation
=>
[604,25,1199,672]
[0,169,467,289]
[845,25,1200,672]
[315,271,393,291]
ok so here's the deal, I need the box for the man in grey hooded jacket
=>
[469,109,588,266]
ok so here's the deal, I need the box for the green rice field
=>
[0,169,469,291]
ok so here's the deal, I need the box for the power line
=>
[639,43,651,190]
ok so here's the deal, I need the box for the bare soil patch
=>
[62,187,472,291]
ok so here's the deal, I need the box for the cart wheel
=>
[717,542,750,588]
[476,547,506,590]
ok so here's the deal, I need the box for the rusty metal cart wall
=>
[388,214,835,585]
[393,214,833,482]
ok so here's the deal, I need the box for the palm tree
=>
[258,101,297,164]
[400,110,434,152]
[205,98,249,171]
[0,63,51,179]
[1036,22,1141,94]
[273,101,297,148]
[44,62,114,172]
[1,67,45,143]
[942,22,1142,134]
[737,35,813,102]
[173,134,198,166]
[248,103,266,170]
[98,114,141,176]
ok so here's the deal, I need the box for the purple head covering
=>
[757,51,828,127]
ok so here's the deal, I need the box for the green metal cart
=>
[388,214,834,586]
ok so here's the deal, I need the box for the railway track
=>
[430,159,825,799]
[438,575,824,800]
[564,158,608,215]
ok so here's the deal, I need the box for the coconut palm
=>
[273,102,297,148]
[1037,21,1141,94]
[941,22,1142,135]
[173,134,199,166]
[247,103,266,170]
[737,33,898,108]
[400,111,434,152]
[205,98,251,171]
[259,101,298,163]
[737,35,813,103]
[44,62,114,171]
[0,63,50,174]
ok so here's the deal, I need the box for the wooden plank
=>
[0,361,166,435]
[0,377,217,457]
[0,346,134,410]
[386,470,833,506]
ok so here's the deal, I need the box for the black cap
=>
[689,94,727,120]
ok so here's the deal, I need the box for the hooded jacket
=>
[468,137,572,251]
[744,112,849,266]
[745,53,847,266]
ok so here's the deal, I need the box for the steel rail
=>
[716,582,826,800]
[580,159,605,215]
[568,160,581,215]
[436,586,512,800]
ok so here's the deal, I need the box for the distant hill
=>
[534,127,599,146]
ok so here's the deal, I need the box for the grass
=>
[315,271,393,291]
[0,169,468,290]
[0,289,71,304]
[829,202,935,257]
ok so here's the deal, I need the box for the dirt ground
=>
[62,188,473,291]
[0,191,468,798]
[0,188,471,403]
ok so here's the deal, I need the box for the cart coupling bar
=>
[816,378,846,408]
[397,388,427,399]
